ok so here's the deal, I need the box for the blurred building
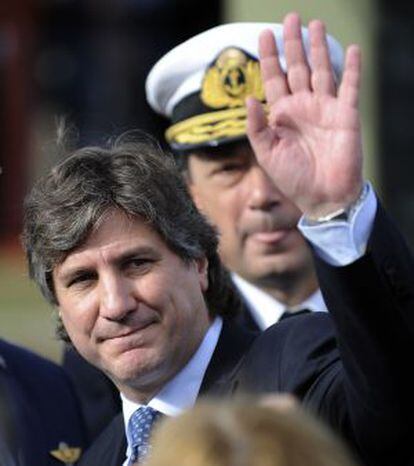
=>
[0,0,221,244]
[0,1,33,244]
[3,1,414,247]
[1,0,414,357]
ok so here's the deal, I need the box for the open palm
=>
[247,13,364,219]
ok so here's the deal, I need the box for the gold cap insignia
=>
[166,47,267,147]
[50,442,82,465]
[201,47,265,109]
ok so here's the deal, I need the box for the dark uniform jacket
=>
[0,339,86,466]
[63,348,121,443]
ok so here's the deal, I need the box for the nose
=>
[247,164,281,211]
[99,273,136,321]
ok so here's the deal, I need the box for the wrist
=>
[303,183,369,225]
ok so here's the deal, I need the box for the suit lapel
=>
[110,417,127,466]
[79,413,126,466]
[234,304,261,332]
[199,319,257,397]
[101,414,126,466]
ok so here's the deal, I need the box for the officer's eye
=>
[213,160,249,174]
[222,162,244,171]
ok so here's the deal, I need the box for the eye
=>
[214,160,248,174]
[129,258,147,267]
[208,159,250,187]
[124,257,155,273]
[66,271,96,288]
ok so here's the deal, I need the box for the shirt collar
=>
[121,316,222,458]
[297,289,327,314]
[232,274,327,330]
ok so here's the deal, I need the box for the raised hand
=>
[247,13,364,219]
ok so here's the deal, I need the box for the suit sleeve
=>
[312,203,414,466]
[238,204,413,466]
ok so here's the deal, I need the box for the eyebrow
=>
[55,245,161,283]
[113,245,160,264]
[196,150,249,163]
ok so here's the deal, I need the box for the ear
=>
[195,256,209,292]
[55,309,72,343]
[187,180,206,212]
[185,157,207,212]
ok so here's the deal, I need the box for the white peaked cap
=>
[146,22,345,118]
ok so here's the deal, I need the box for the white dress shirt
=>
[121,317,222,466]
[299,182,377,265]
[232,273,327,330]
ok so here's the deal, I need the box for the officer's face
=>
[187,141,315,292]
[53,210,210,402]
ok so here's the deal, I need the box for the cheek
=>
[163,306,207,361]
[158,274,207,331]
[290,234,314,262]
[60,310,91,342]
[205,192,244,233]
[193,179,245,221]
[58,295,97,338]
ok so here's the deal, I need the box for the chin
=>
[243,260,308,287]
[103,346,160,383]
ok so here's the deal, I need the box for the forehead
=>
[60,210,163,266]
[188,140,255,164]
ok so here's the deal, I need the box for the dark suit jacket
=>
[77,318,257,466]
[78,205,414,466]
[0,339,87,466]
[63,347,121,443]
[61,280,259,444]
[61,287,259,443]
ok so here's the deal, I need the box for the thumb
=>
[246,97,267,135]
[246,97,277,162]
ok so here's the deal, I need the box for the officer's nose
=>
[247,164,281,211]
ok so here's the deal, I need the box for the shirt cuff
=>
[298,182,377,266]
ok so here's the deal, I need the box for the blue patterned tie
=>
[128,406,163,464]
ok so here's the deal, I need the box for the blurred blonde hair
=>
[147,399,358,466]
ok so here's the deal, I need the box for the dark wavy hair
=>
[22,134,242,341]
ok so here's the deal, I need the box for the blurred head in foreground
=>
[147,399,358,466]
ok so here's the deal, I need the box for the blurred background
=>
[0,0,412,362]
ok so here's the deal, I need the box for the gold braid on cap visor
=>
[166,107,246,145]
[166,47,267,146]
[165,104,269,146]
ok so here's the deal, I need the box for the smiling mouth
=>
[101,321,157,342]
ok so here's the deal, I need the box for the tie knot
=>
[128,406,163,464]
[280,308,311,320]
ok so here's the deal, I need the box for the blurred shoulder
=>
[0,338,62,376]
[255,312,334,349]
